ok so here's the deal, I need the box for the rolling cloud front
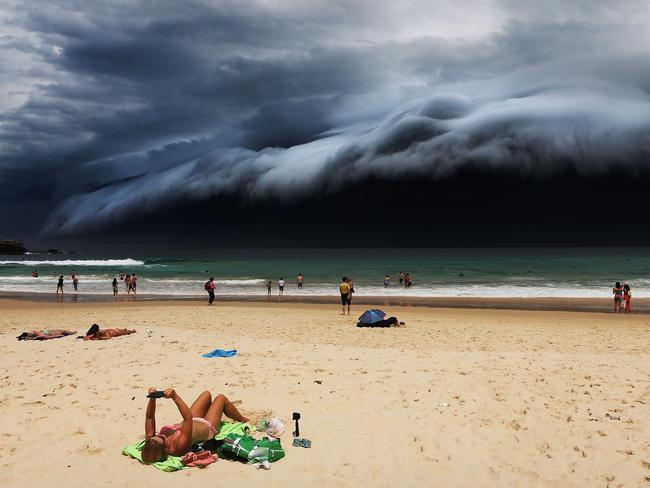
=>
[1,0,650,247]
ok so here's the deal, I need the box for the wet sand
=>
[1,290,648,314]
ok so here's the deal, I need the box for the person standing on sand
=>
[339,276,352,315]
[297,273,304,290]
[613,281,623,313]
[267,280,272,296]
[56,275,64,294]
[206,277,216,305]
[278,277,285,296]
[623,283,632,314]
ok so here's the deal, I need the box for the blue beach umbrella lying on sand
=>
[358,309,386,325]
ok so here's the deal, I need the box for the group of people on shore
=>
[49,271,137,295]
[55,272,79,294]
[612,282,633,313]
[266,273,304,297]
[112,272,138,296]
[383,272,413,288]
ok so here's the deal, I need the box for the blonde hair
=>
[141,437,167,463]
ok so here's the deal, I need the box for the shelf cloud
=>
[1,0,649,240]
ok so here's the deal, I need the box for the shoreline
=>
[1,290,646,314]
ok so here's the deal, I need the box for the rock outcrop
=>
[0,240,27,255]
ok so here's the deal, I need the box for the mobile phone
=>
[147,391,165,398]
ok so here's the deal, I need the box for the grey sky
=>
[1,0,649,237]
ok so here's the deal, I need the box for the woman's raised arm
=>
[145,387,157,437]
[165,388,193,452]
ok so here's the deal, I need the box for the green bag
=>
[219,433,285,464]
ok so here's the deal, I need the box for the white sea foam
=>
[0,279,648,298]
[215,279,267,285]
[0,258,145,266]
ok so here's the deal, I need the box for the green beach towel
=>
[215,421,251,440]
[122,421,252,471]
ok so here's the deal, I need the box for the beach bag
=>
[219,433,285,464]
[204,281,211,291]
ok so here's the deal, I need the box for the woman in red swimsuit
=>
[141,388,249,463]
[623,284,632,314]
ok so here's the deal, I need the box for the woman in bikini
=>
[19,329,78,340]
[141,388,249,463]
[623,283,632,314]
[83,327,136,340]
[613,281,623,313]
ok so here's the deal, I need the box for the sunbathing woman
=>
[19,329,78,340]
[83,327,136,340]
[141,388,249,463]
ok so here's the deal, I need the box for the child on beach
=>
[267,281,272,295]
[613,282,623,313]
[278,277,285,295]
[125,274,132,293]
[297,273,304,289]
[624,283,632,314]
[384,275,390,287]
[56,275,64,294]
[141,388,249,463]
[112,277,118,297]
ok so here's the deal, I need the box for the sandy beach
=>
[2,298,650,487]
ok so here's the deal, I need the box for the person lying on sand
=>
[142,388,249,463]
[17,329,78,340]
[83,327,136,340]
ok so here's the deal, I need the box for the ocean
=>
[0,248,647,299]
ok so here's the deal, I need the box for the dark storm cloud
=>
[1,0,649,238]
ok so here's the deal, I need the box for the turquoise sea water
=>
[0,248,648,298]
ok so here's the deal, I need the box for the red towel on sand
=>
[181,450,217,467]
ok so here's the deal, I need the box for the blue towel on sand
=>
[202,348,237,358]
